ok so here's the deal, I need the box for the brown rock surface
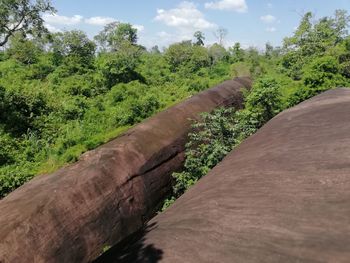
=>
[0,77,251,263]
[98,88,350,263]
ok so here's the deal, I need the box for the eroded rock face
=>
[98,88,350,263]
[0,77,251,263]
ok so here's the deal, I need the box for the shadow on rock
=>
[93,222,163,263]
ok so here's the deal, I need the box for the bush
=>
[244,77,282,127]
[162,77,283,210]
[0,165,35,198]
[0,85,51,135]
[120,96,161,125]
[0,132,18,165]
[96,43,143,88]
[303,56,346,89]
[287,56,348,107]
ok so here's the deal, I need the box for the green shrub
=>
[0,164,35,198]
[162,77,283,210]
[120,96,161,125]
[303,56,346,89]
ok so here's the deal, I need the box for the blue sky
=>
[44,0,350,49]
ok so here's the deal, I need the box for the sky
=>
[44,0,350,49]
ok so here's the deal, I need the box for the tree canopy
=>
[0,0,55,46]
[94,22,138,52]
[1,8,350,199]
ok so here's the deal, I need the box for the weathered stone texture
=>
[0,77,251,263]
[99,88,350,263]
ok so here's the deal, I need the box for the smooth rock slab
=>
[0,77,251,263]
[98,88,350,263]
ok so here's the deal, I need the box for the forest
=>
[0,0,350,199]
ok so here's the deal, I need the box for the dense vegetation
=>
[162,10,350,209]
[0,17,249,198]
[0,1,349,199]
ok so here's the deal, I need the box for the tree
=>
[164,40,193,71]
[194,31,205,46]
[94,22,138,52]
[283,12,313,51]
[213,27,228,46]
[303,56,346,89]
[208,43,228,64]
[265,42,274,58]
[229,42,244,62]
[96,42,142,87]
[333,9,350,44]
[0,0,55,46]
[50,30,96,71]
[150,45,160,54]
[244,77,282,127]
[6,32,43,64]
[282,10,350,79]
[164,40,210,72]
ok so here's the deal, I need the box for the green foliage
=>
[229,42,245,63]
[183,108,238,179]
[303,56,346,89]
[0,166,34,198]
[209,43,229,64]
[0,27,235,197]
[288,56,348,107]
[162,78,283,210]
[7,33,43,64]
[1,7,350,201]
[96,43,143,88]
[244,77,282,126]
[0,0,55,46]
[50,30,96,73]
[0,131,17,165]
[120,95,161,125]
[193,31,205,46]
[282,10,350,80]
[164,41,210,72]
[0,85,50,135]
[94,22,138,51]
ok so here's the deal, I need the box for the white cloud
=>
[260,15,276,24]
[44,23,62,33]
[43,14,83,25]
[267,3,273,8]
[155,2,216,31]
[146,31,193,48]
[265,27,276,32]
[133,24,145,32]
[84,16,116,26]
[205,0,247,12]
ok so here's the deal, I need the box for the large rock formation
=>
[97,88,350,263]
[0,77,251,263]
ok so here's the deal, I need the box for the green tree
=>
[282,10,350,79]
[94,22,137,52]
[244,77,282,126]
[50,30,96,72]
[265,42,274,59]
[6,32,43,64]
[208,43,228,64]
[229,42,244,62]
[150,45,160,54]
[95,42,142,87]
[165,40,210,73]
[194,31,205,46]
[0,0,55,46]
[164,40,193,71]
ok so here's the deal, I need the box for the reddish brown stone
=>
[99,88,350,263]
[0,77,251,263]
